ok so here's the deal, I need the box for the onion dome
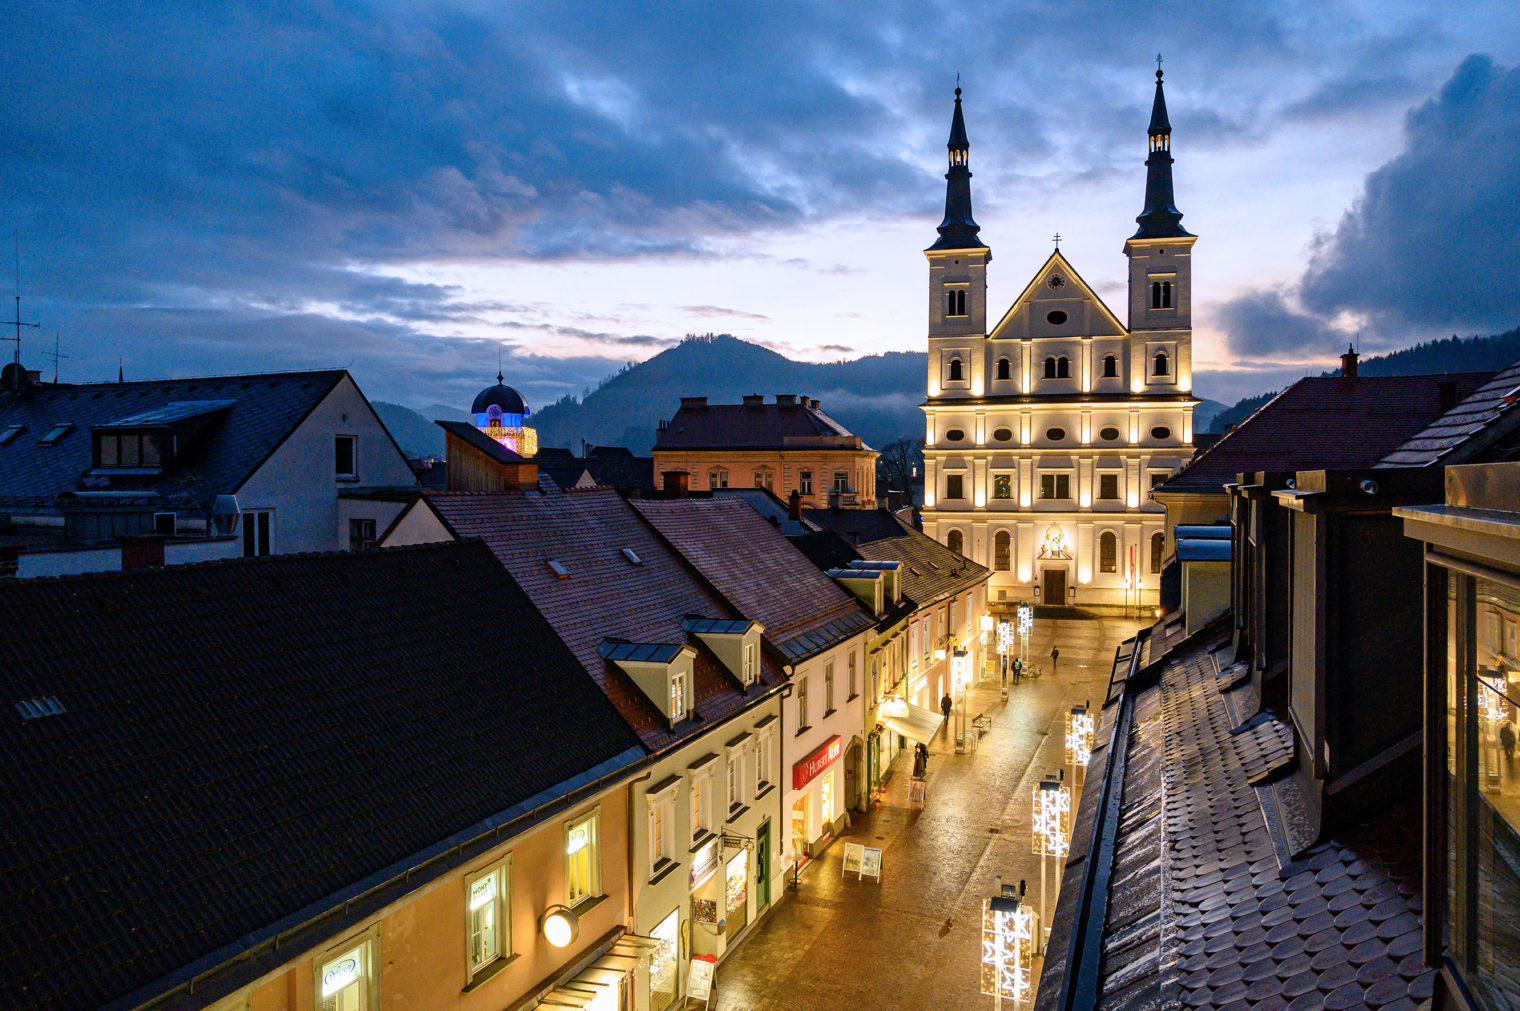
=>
[471,372,529,419]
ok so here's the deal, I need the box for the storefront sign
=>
[690,838,719,889]
[688,955,716,1004]
[792,734,842,790]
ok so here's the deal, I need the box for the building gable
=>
[988,251,1127,341]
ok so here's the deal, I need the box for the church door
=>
[1044,567,1067,605]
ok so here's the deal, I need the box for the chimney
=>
[742,394,764,406]
[1438,380,1459,412]
[1340,344,1359,380]
[662,470,690,497]
[679,396,707,409]
[121,536,166,571]
[809,399,820,410]
[788,488,802,522]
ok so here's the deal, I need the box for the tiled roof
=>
[0,370,348,508]
[631,498,875,662]
[1040,628,1432,1010]
[1159,373,1494,493]
[427,489,784,751]
[803,507,990,608]
[1377,357,1520,468]
[653,399,870,451]
[538,452,655,492]
[435,418,527,462]
[0,540,642,1011]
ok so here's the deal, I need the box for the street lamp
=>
[1031,773,1071,953]
[982,880,1036,1009]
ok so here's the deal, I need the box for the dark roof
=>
[804,507,989,608]
[537,451,655,493]
[682,617,757,636]
[435,418,527,463]
[632,498,875,663]
[1174,524,1231,539]
[427,489,784,752]
[0,541,642,1011]
[1159,373,1494,494]
[599,640,686,664]
[653,398,869,452]
[1038,627,1432,1011]
[1378,357,1520,468]
[0,370,347,509]
[789,529,866,572]
[1176,538,1231,562]
[470,379,528,416]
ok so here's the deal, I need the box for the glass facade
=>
[1441,569,1520,1009]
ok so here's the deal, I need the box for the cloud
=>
[1216,288,1340,357]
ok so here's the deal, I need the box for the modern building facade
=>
[920,74,1200,609]
[652,394,878,508]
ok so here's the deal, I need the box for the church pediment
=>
[988,250,1127,341]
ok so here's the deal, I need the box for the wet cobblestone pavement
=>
[703,614,1147,1011]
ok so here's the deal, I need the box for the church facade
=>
[920,71,1196,609]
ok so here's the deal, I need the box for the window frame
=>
[564,808,602,909]
[796,675,809,731]
[670,671,687,722]
[1098,472,1121,501]
[335,434,359,481]
[847,651,858,700]
[742,641,758,685]
[945,474,964,500]
[647,785,677,878]
[349,517,377,551]
[709,467,729,489]
[690,764,714,842]
[314,925,380,1011]
[1039,474,1072,501]
[799,469,813,496]
[992,473,1013,500]
[994,530,1012,572]
[242,509,273,557]
[464,854,512,982]
[1099,531,1119,573]
[823,661,835,715]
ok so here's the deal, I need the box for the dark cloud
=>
[1216,288,1340,357]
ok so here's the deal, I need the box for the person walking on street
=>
[1503,721,1516,771]
[1050,646,1059,673]
[940,692,953,729]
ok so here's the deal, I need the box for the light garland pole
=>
[1065,702,1093,789]
[1016,604,1032,675]
[982,877,1036,1010]
[1480,675,1507,789]
[1031,772,1071,954]
[952,648,971,752]
[996,618,1013,699]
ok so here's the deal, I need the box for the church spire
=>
[929,85,986,251]
[1132,62,1191,240]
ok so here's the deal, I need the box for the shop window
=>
[1099,474,1119,500]
[1150,531,1164,573]
[993,474,1012,500]
[947,529,964,555]
[465,857,511,981]
[649,910,680,1011]
[1100,531,1118,573]
[316,928,378,1011]
[994,531,1011,571]
[565,809,601,907]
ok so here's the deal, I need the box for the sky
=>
[6,1,1520,410]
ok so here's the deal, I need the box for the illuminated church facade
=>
[920,71,1196,609]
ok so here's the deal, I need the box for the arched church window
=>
[1150,531,1165,574]
[1043,357,1057,379]
[947,289,966,317]
[1163,281,1173,308]
[948,357,964,382]
[1100,531,1118,573]
[1103,355,1118,378]
[947,529,964,555]
[994,531,1011,572]
[1057,357,1070,379]
[997,357,1011,380]
[1153,352,1170,377]
[1151,281,1162,308]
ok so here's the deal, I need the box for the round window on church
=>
[1151,426,1172,440]
[946,429,966,442]
[1046,428,1067,442]
[1046,310,1068,326]
[1100,426,1120,441]
[993,428,1013,442]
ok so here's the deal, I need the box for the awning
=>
[882,701,945,746]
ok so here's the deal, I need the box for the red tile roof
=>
[427,488,783,751]
[1160,373,1494,493]
[631,497,875,661]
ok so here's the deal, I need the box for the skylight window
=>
[15,696,66,721]
[0,424,22,445]
[39,423,73,444]
[621,548,643,566]
[546,559,569,579]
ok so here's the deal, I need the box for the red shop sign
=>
[793,734,842,790]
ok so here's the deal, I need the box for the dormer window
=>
[946,289,967,317]
[743,642,758,685]
[670,673,687,721]
[95,431,164,469]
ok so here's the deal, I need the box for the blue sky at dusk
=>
[6,1,1520,408]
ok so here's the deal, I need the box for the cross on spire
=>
[1052,232,1061,250]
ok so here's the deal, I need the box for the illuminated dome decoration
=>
[471,373,538,457]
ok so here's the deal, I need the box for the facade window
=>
[1153,352,1170,376]
[796,675,808,730]
[757,729,773,792]
[316,930,378,1011]
[1103,354,1118,378]
[1046,428,1067,442]
[466,857,511,980]
[1043,356,1056,379]
[922,614,933,666]
[947,529,964,555]
[670,672,687,722]
[1040,474,1071,500]
[824,662,835,714]
[648,790,675,875]
[565,810,601,907]
[727,749,746,812]
[948,357,964,382]
[848,651,857,699]
[349,518,376,551]
[1149,279,1174,309]
[1098,474,1120,500]
[1100,426,1120,441]
[743,642,758,685]
[335,435,358,479]
[1150,531,1165,573]
[993,474,1012,499]
[1099,531,1118,573]
[709,467,728,489]
[96,432,163,469]
[994,531,1011,571]
[242,510,272,557]
[996,357,1011,380]
[946,289,966,316]
[691,769,712,840]
[753,468,774,491]
[1057,357,1070,379]
[833,471,849,493]
[946,474,964,500]
[799,470,813,496]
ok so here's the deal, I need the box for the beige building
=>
[920,77,1198,609]
[652,394,877,508]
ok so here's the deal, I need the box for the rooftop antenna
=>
[44,330,68,384]
[2,237,40,388]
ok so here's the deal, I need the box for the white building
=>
[920,74,1197,609]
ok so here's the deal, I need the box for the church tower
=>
[925,86,991,400]
[1124,65,1196,395]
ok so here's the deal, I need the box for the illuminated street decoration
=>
[1065,705,1094,767]
[472,373,539,457]
[1032,775,1071,857]
[951,649,972,692]
[981,893,1037,1003]
[1479,676,1508,726]
[997,619,1013,654]
[1016,604,1033,635]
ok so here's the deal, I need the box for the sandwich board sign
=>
[841,842,865,878]
[859,846,883,882]
[688,954,716,1007]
